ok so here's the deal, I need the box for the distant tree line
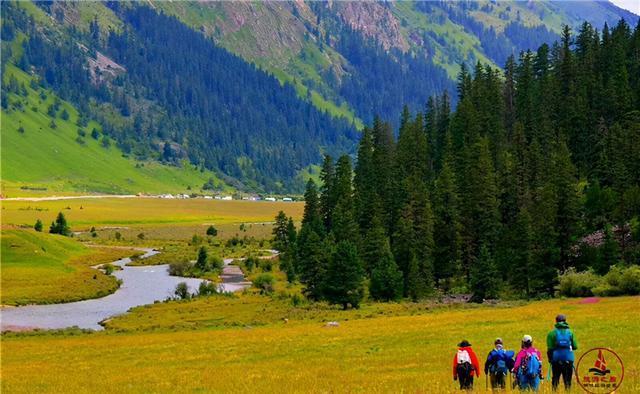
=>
[274,20,640,306]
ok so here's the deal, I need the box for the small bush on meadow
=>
[254,273,275,294]
[198,281,218,296]
[103,264,115,276]
[168,261,192,276]
[208,256,224,272]
[174,282,190,300]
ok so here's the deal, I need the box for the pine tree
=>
[297,228,330,300]
[196,246,208,271]
[49,212,70,236]
[354,127,377,233]
[272,211,289,252]
[319,155,336,232]
[323,240,364,309]
[369,236,403,302]
[34,219,43,232]
[301,179,323,236]
[469,244,499,303]
[433,158,461,289]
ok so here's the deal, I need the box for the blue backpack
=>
[555,329,571,349]
[553,329,574,362]
[521,352,541,380]
[489,349,514,375]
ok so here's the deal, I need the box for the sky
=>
[610,0,640,16]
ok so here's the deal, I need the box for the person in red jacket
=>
[452,339,481,390]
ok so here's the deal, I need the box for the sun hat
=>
[458,340,471,347]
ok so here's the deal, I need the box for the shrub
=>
[244,257,255,272]
[206,225,218,236]
[260,259,273,272]
[174,282,190,300]
[616,265,640,295]
[114,232,122,241]
[556,268,602,297]
[34,219,43,232]
[198,281,218,296]
[103,264,115,276]
[254,273,275,294]
[168,261,192,277]
[208,256,224,272]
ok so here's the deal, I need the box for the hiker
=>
[485,338,515,390]
[547,314,578,391]
[452,340,480,390]
[513,335,543,391]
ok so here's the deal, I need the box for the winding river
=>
[0,249,254,331]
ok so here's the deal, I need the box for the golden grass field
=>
[1,198,304,229]
[0,229,141,305]
[1,296,638,393]
[2,198,638,393]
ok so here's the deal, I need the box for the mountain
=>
[1,1,637,194]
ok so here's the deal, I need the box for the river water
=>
[0,249,215,331]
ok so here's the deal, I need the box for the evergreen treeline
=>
[274,20,640,306]
[4,2,358,192]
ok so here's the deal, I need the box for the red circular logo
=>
[576,348,624,394]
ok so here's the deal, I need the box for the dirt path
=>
[219,250,278,292]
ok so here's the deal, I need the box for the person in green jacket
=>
[546,314,578,391]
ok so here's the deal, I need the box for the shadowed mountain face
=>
[1,1,637,193]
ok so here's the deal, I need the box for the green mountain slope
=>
[1,63,222,197]
[153,0,637,116]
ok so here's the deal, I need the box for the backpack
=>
[489,349,510,375]
[521,352,541,380]
[555,329,572,349]
[457,349,472,365]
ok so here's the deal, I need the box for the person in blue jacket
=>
[484,338,515,390]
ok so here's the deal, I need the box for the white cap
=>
[522,334,533,343]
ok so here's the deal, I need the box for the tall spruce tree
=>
[323,240,364,309]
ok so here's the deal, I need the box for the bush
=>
[168,261,192,276]
[254,273,275,294]
[260,259,273,272]
[198,281,218,296]
[174,282,190,300]
[557,268,602,297]
[103,264,115,275]
[559,265,640,297]
[206,225,218,236]
[208,256,224,272]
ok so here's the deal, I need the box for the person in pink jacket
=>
[512,335,543,391]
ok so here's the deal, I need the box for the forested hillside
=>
[1,1,637,194]
[1,2,357,193]
[277,20,640,305]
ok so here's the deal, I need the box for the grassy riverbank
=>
[2,296,638,392]
[0,229,140,305]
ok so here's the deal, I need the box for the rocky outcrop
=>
[332,1,408,52]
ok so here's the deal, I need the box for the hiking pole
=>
[486,373,488,391]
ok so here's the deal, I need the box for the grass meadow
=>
[0,229,141,305]
[1,198,304,229]
[1,296,638,393]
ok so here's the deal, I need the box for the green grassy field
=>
[2,296,638,392]
[1,63,221,197]
[0,229,140,305]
